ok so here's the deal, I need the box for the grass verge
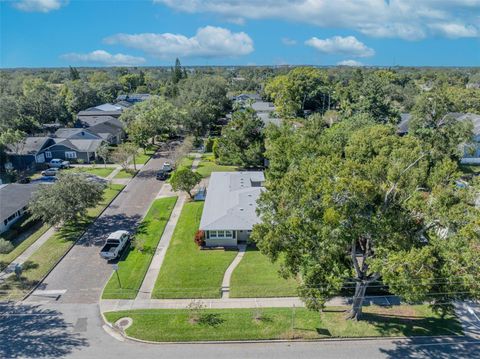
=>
[104,305,462,342]
[230,248,298,298]
[65,167,115,178]
[152,202,237,299]
[135,146,158,165]
[102,196,178,299]
[196,153,237,178]
[114,169,137,179]
[0,184,125,301]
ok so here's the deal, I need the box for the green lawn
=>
[0,184,125,301]
[177,155,195,170]
[152,202,237,299]
[196,153,237,178]
[65,167,115,178]
[104,305,462,342]
[102,196,178,299]
[0,223,50,271]
[230,248,298,298]
[114,169,137,179]
[135,146,158,165]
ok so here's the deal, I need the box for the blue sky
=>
[1,0,479,68]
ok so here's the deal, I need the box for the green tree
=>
[69,66,80,81]
[215,108,265,167]
[253,119,480,320]
[96,142,110,167]
[29,173,104,226]
[172,58,184,84]
[112,142,138,171]
[170,168,202,198]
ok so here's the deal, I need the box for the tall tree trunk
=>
[346,281,368,320]
[133,155,137,171]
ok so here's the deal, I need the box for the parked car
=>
[161,161,173,172]
[49,159,70,169]
[100,230,130,260]
[156,170,169,181]
[41,168,59,176]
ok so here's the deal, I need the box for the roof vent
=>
[239,208,244,211]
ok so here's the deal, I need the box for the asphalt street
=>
[25,151,169,304]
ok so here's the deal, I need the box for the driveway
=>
[25,151,170,304]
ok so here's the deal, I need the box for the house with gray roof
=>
[116,93,151,103]
[0,183,40,234]
[6,137,56,170]
[199,171,265,247]
[40,138,104,163]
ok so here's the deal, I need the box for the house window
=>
[45,151,52,158]
[217,230,225,238]
[65,151,77,159]
[209,231,217,238]
[225,231,233,238]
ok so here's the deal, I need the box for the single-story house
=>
[76,115,124,129]
[41,138,105,163]
[397,112,480,164]
[5,137,56,170]
[0,183,40,234]
[77,110,122,119]
[199,171,265,247]
[55,128,102,141]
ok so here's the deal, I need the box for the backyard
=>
[152,201,237,299]
[0,184,125,301]
[196,153,237,178]
[102,196,178,299]
[104,304,462,342]
[230,248,298,298]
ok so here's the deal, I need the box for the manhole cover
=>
[115,317,133,331]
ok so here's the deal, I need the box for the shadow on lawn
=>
[0,302,88,358]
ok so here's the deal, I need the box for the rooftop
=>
[199,171,265,231]
[0,183,41,222]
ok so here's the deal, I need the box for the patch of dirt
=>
[368,306,417,319]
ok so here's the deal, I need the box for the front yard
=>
[104,305,462,342]
[230,248,298,298]
[152,202,237,299]
[102,196,178,299]
[0,184,125,301]
[65,167,115,178]
[196,153,237,178]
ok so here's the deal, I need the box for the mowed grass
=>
[0,184,125,301]
[230,248,298,298]
[114,169,137,179]
[0,223,50,271]
[65,167,115,178]
[196,153,237,178]
[152,202,237,299]
[135,146,158,165]
[104,305,462,342]
[102,197,178,299]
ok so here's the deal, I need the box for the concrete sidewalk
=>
[136,194,186,300]
[221,245,246,299]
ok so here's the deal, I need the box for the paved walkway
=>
[191,152,201,170]
[221,245,246,299]
[0,226,56,281]
[136,194,186,300]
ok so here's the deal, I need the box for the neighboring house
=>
[116,93,151,103]
[76,115,124,129]
[75,115,125,144]
[77,110,122,119]
[41,138,104,163]
[0,183,40,234]
[5,137,56,170]
[397,112,480,164]
[199,171,265,247]
[55,128,102,141]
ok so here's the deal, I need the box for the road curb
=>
[99,315,468,345]
[22,183,127,301]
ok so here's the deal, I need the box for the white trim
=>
[65,151,77,159]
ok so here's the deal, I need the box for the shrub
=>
[204,137,215,152]
[212,138,219,159]
[194,230,205,247]
[0,238,14,254]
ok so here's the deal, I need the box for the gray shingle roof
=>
[7,137,52,155]
[200,172,265,231]
[397,112,480,136]
[77,115,125,129]
[0,183,41,222]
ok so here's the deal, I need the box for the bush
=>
[77,159,85,165]
[0,238,14,254]
[204,137,215,152]
[194,230,205,247]
[212,138,219,159]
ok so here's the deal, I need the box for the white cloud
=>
[429,23,479,38]
[104,26,254,58]
[13,0,67,12]
[306,36,374,57]
[154,0,480,40]
[337,60,364,67]
[281,37,297,46]
[61,50,146,66]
